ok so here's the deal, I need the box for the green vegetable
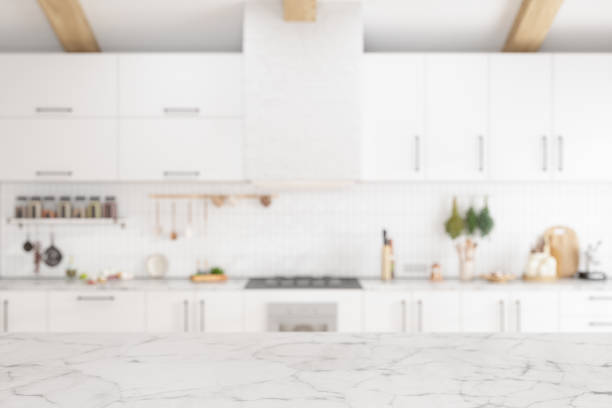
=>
[210,267,224,275]
[79,273,88,280]
[465,207,479,235]
[478,199,494,237]
[444,198,464,239]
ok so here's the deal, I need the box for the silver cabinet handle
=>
[499,300,505,332]
[163,107,200,114]
[200,300,205,332]
[416,299,423,332]
[516,300,521,333]
[588,296,612,301]
[36,171,73,177]
[401,299,407,333]
[76,295,115,301]
[35,107,72,113]
[589,322,612,327]
[183,300,189,332]
[163,171,200,178]
[478,135,484,172]
[541,135,548,172]
[3,300,8,332]
[414,135,421,173]
[557,135,564,172]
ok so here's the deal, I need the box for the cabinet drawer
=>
[49,292,145,332]
[560,292,612,316]
[560,316,612,332]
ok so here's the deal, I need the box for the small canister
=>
[42,196,56,218]
[15,196,27,218]
[86,196,102,218]
[58,196,72,218]
[72,196,86,218]
[103,196,117,220]
[28,196,43,219]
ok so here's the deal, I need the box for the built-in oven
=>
[267,303,337,332]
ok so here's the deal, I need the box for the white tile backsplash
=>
[1,182,610,279]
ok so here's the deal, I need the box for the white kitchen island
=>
[1,333,611,407]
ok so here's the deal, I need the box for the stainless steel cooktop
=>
[245,276,361,289]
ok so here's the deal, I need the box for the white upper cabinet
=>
[119,119,243,181]
[489,54,553,181]
[425,54,488,180]
[553,54,612,181]
[0,54,117,117]
[0,119,118,181]
[362,54,425,181]
[119,54,243,118]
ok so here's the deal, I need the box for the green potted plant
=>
[444,197,494,280]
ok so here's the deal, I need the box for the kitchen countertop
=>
[1,277,611,291]
[1,333,611,407]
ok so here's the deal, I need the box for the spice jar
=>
[28,196,42,219]
[58,196,72,218]
[15,196,27,218]
[42,196,56,218]
[103,196,117,220]
[72,196,86,218]
[86,196,102,218]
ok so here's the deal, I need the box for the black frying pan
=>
[44,233,62,267]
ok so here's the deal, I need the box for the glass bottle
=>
[72,196,86,218]
[58,196,72,219]
[86,196,102,219]
[103,196,117,220]
[15,196,27,218]
[28,196,42,219]
[42,196,56,218]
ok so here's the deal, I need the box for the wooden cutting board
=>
[543,226,579,278]
[190,274,227,283]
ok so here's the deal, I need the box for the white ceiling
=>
[1,0,611,52]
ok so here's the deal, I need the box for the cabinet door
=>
[362,54,425,181]
[2,291,47,332]
[412,290,460,332]
[363,291,410,332]
[48,292,146,332]
[461,291,509,332]
[146,291,194,332]
[489,55,553,181]
[509,291,559,333]
[119,54,243,117]
[553,55,612,181]
[0,119,118,181]
[119,119,243,181]
[0,54,117,117]
[195,292,244,332]
[425,54,488,180]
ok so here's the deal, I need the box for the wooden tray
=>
[190,274,228,283]
[480,274,517,283]
[523,275,557,282]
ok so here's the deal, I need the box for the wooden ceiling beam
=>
[283,0,317,22]
[37,0,100,52]
[503,0,564,52]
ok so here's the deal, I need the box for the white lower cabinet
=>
[195,292,244,333]
[146,291,195,332]
[363,292,410,332]
[1,291,47,332]
[48,291,146,332]
[244,290,363,332]
[412,290,461,332]
[509,291,559,333]
[461,291,509,332]
[559,291,612,332]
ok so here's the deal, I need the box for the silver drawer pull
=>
[76,295,115,301]
[541,135,548,172]
[36,171,73,177]
[414,135,421,173]
[163,107,200,114]
[184,299,189,332]
[200,300,205,332]
[499,299,505,332]
[401,299,407,333]
[588,296,612,301]
[163,171,200,177]
[589,322,612,327]
[417,299,423,332]
[557,135,564,172]
[515,300,522,333]
[3,300,8,332]
[478,135,484,172]
[35,107,73,113]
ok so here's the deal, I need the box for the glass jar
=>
[14,196,27,218]
[86,196,102,219]
[103,196,117,220]
[42,196,56,218]
[72,196,86,218]
[58,196,72,218]
[28,196,42,219]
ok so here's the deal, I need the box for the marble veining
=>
[1,333,611,407]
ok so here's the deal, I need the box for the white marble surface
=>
[360,278,612,291]
[1,333,611,407]
[0,278,247,291]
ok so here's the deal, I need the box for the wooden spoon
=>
[170,201,178,240]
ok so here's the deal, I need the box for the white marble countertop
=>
[1,333,611,407]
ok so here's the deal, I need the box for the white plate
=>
[146,254,168,278]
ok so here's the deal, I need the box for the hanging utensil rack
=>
[148,194,274,208]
